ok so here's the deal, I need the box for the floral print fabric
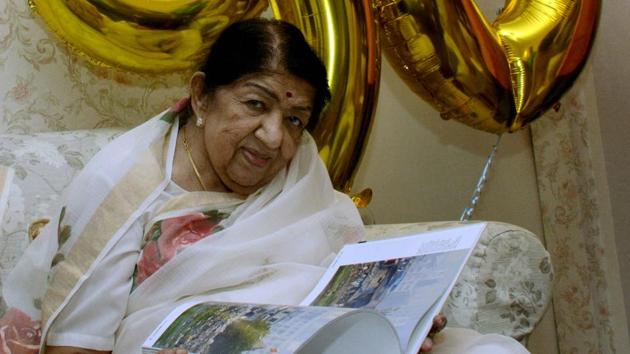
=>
[530,75,628,353]
[0,204,75,354]
[134,210,230,288]
[0,308,40,354]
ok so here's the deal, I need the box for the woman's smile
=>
[241,147,272,168]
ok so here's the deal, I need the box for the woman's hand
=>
[418,314,448,353]
[157,349,188,354]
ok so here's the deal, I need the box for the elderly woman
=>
[1,19,528,354]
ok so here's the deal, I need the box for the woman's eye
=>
[245,100,265,111]
[287,116,304,128]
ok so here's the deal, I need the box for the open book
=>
[142,223,486,354]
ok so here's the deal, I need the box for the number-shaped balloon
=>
[373,0,600,134]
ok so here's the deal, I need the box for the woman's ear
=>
[189,72,209,122]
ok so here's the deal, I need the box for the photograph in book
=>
[309,250,469,347]
[143,302,359,354]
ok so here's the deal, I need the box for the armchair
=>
[0,128,553,343]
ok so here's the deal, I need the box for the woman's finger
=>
[432,314,447,332]
[419,337,434,353]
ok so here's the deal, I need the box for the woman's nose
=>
[255,114,283,149]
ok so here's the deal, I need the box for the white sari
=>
[2,109,363,353]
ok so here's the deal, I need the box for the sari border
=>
[41,119,180,336]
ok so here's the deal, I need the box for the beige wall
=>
[353,59,543,233]
[591,0,630,340]
[352,0,543,232]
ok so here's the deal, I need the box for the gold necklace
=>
[181,126,208,191]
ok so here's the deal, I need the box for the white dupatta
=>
[2,109,363,353]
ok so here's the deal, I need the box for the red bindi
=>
[286,91,293,98]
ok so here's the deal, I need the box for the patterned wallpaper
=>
[0,0,189,134]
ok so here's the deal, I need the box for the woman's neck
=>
[172,122,229,193]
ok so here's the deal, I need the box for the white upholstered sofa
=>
[0,128,553,343]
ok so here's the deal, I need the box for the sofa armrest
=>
[0,129,123,279]
[364,221,553,340]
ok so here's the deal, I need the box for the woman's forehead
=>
[234,72,315,98]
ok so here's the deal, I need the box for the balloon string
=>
[460,134,502,221]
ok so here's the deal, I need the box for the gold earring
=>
[196,116,204,127]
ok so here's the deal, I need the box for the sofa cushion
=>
[0,129,123,278]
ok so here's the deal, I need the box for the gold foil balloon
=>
[271,0,381,192]
[373,0,601,134]
[28,0,267,72]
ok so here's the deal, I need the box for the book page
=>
[302,223,486,353]
[142,301,360,354]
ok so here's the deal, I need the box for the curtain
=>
[530,70,629,353]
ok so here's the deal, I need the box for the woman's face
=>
[194,71,316,195]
